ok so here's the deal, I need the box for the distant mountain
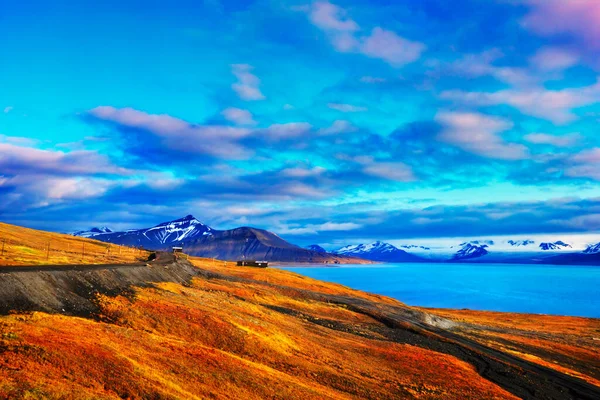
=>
[452,243,489,260]
[583,243,600,254]
[335,241,423,262]
[539,241,572,251]
[73,227,113,238]
[74,215,213,249]
[73,216,368,264]
[306,244,327,253]
[508,240,534,247]
[400,245,431,251]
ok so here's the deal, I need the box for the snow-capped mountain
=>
[335,241,422,262]
[507,240,535,247]
[73,227,113,238]
[452,243,489,260]
[583,243,600,254]
[539,241,572,251]
[73,215,213,249]
[400,245,431,251]
[305,244,327,253]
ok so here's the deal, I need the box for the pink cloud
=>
[309,1,358,32]
[231,64,265,101]
[524,133,581,147]
[359,28,425,67]
[436,112,529,160]
[440,80,600,124]
[222,107,256,126]
[0,142,128,176]
[89,106,253,159]
[304,2,424,67]
[529,47,579,71]
[328,103,367,112]
[522,0,600,48]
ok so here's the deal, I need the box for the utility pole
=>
[46,242,50,261]
[82,242,85,261]
[1,239,5,257]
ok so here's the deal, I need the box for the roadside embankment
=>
[0,253,197,316]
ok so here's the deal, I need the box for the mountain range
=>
[334,241,423,262]
[74,217,600,265]
[73,216,369,264]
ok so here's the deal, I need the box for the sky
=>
[2,0,600,249]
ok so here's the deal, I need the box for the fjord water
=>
[283,263,600,318]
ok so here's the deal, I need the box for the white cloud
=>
[3,106,13,114]
[231,64,265,101]
[277,221,363,235]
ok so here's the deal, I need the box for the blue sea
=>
[282,263,600,318]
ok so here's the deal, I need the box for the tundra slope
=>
[0,253,599,399]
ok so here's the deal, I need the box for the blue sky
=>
[2,0,600,247]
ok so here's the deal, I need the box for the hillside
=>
[0,222,149,266]
[0,223,598,399]
[183,226,369,263]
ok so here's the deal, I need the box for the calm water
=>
[282,263,600,318]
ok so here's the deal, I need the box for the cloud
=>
[360,76,386,83]
[361,161,416,182]
[436,112,529,160]
[280,166,326,178]
[304,1,424,67]
[522,0,600,49]
[328,103,367,113]
[277,221,362,235]
[309,1,358,32]
[529,47,579,71]
[221,107,257,126]
[88,106,253,159]
[231,64,265,101]
[359,28,425,67]
[318,120,358,135]
[429,49,534,87]
[524,133,581,147]
[3,106,13,114]
[440,81,600,124]
[0,142,128,176]
[263,122,312,140]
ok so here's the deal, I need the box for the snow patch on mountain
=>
[508,240,534,247]
[583,243,600,254]
[73,227,113,238]
[452,243,489,260]
[539,241,572,251]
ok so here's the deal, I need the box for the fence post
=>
[1,239,5,257]
[46,242,50,261]
[82,242,85,261]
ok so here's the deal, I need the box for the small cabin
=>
[172,246,184,254]
[237,260,268,268]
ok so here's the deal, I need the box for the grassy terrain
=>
[0,257,518,399]
[0,222,598,399]
[0,222,149,266]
